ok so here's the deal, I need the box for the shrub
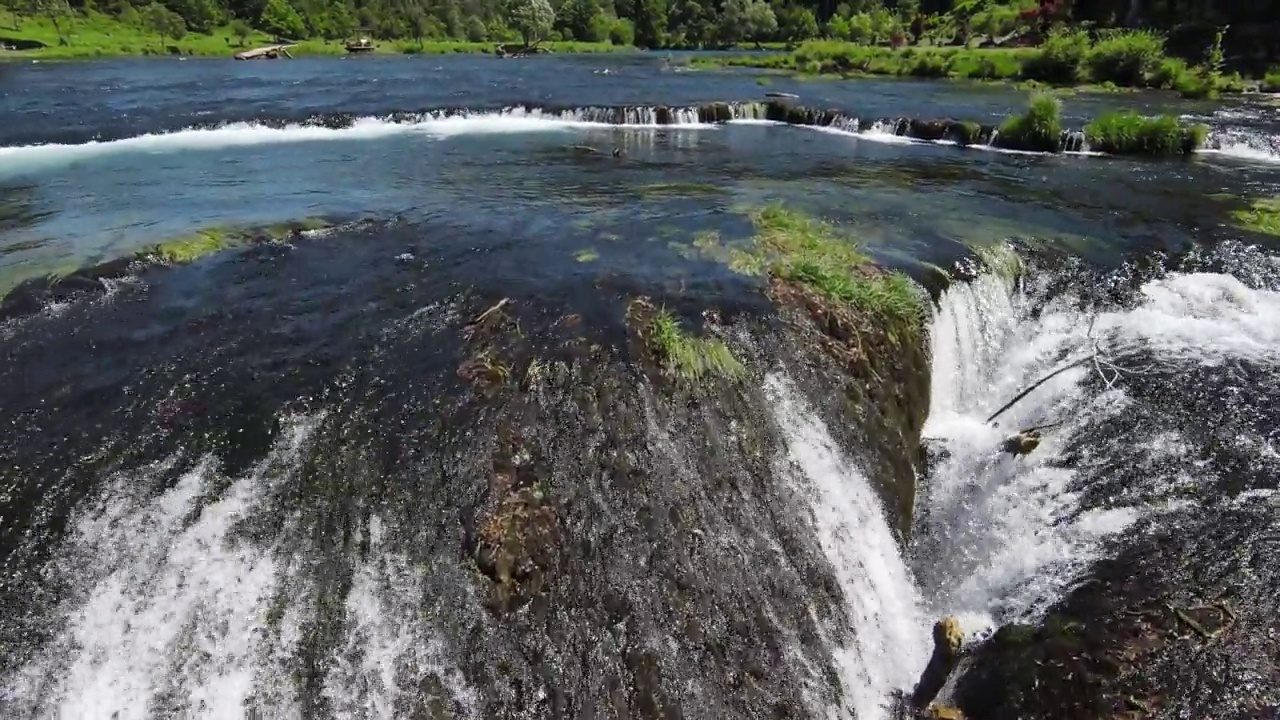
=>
[1085,29,1165,86]
[996,93,1063,152]
[1021,27,1089,84]
[1264,69,1280,93]
[1151,57,1190,89]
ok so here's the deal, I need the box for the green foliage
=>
[2,0,1276,64]
[648,308,746,382]
[995,92,1061,152]
[1021,26,1089,83]
[508,0,554,46]
[142,3,187,41]
[259,0,304,38]
[1264,69,1280,93]
[717,0,775,46]
[1083,111,1206,156]
[1085,29,1165,86]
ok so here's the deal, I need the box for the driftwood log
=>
[233,43,297,60]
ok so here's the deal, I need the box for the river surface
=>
[2,53,1279,289]
[2,53,1280,719]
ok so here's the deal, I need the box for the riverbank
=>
[0,12,623,61]
[693,37,1280,97]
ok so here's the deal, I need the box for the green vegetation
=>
[695,24,1266,94]
[0,9,621,58]
[574,248,599,262]
[1263,69,1280,93]
[1083,110,1207,156]
[4,0,1277,61]
[1232,196,1280,237]
[716,204,925,338]
[647,307,746,382]
[134,218,327,264]
[995,92,1061,152]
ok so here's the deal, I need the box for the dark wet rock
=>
[0,216,934,717]
[949,257,982,283]
[765,274,931,540]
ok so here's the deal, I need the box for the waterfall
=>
[764,373,929,720]
[915,256,1280,635]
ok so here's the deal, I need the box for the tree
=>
[718,0,775,46]
[143,2,187,41]
[259,0,305,38]
[556,0,606,41]
[406,3,427,46]
[228,17,253,44]
[507,0,553,46]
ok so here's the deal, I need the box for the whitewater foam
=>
[765,372,929,720]
[2,415,320,719]
[917,263,1280,634]
[0,109,714,174]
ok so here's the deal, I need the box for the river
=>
[1,53,1278,719]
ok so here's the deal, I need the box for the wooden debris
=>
[233,43,296,60]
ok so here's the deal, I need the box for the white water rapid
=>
[765,373,930,720]
[916,258,1280,639]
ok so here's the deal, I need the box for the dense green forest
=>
[2,0,1277,51]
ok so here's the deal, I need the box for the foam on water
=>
[321,515,477,719]
[0,108,713,174]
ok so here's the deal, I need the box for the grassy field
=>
[0,11,624,60]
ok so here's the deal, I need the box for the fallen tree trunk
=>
[233,43,297,60]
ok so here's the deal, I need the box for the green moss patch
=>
[139,229,237,265]
[137,217,333,266]
[649,307,745,382]
[1232,195,1280,237]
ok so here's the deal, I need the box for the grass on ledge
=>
[746,205,926,337]
[1084,111,1208,156]
[648,308,746,382]
[995,92,1062,153]
[1232,196,1280,237]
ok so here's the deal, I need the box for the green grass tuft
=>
[648,308,746,382]
[1084,111,1207,156]
[1232,196,1280,237]
[995,92,1062,152]
[1263,69,1280,93]
[748,204,926,337]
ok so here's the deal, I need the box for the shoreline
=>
[691,41,1278,98]
[0,39,630,62]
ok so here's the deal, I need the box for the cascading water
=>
[912,267,1140,632]
[764,373,929,720]
[913,248,1280,642]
